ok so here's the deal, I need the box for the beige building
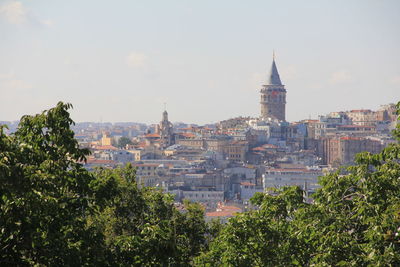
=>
[175,135,229,153]
[100,132,112,146]
[176,137,204,149]
[222,141,249,162]
[127,149,141,161]
[182,190,224,204]
[346,109,377,126]
[133,163,159,187]
[204,138,229,152]
[377,103,398,122]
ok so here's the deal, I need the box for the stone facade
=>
[260,58,287,121]
[346,109,377,126]
[156,110,174,148]
[222,140,249,162]
[316,136,384,166]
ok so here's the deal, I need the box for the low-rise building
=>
[183,190,224,203]
[239,182,263,201]
[222,140,249,162]
[316,136,384,166]
[263,168,323,196]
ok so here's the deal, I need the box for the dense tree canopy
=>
[0,102,207,266]
[89,166,207,266]
[0,102,100,266]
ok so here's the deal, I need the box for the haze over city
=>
[1,0,399,124]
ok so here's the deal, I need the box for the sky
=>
[0,0,399,124]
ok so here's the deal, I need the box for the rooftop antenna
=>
[163,102,167,111]
[273,49,276,60]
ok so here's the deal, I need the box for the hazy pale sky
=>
[1,0,399,124]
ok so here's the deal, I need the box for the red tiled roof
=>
[240,182,256,186]
[95,145,118,150]
[86,159,116,164]
[178,132,196,138]
[340,137,362,140]
[350,109,372,113]
[206,210,238,217]
[263,144,278,149]
[218,205,242,212]
[206,205,242,217]
[137,142,147,148]
[145,133,161,138]
[339,125,375,128]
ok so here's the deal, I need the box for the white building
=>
[239,182,264,201]
[182,190,224,205]
[263,168,323,196]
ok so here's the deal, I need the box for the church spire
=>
[267,54,282,85]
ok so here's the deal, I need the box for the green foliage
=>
[0,102,104,266]
[117,137,133,148]
[195,102,400,266]
[0,102,208,266]
[195,187,309,267]
[90,165,208,266]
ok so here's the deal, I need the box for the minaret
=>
[260,54,287,121]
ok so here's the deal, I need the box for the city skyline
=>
[1,0,399,124]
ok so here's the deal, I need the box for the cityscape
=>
[2,57,397,220]
[1,1,399,265]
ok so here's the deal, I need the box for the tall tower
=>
[156,109,174,148]
[260,55,287,121]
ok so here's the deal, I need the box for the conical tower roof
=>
[267,59,282,85]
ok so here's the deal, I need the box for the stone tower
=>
[260,56,287,121]
[156,109,174,148]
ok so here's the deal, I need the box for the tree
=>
[195,187,309,267]
[117,137,133,149]
[90,166,208,266]
[196,102,400,266]
[0,102,209,266]
[0,102,106,266]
